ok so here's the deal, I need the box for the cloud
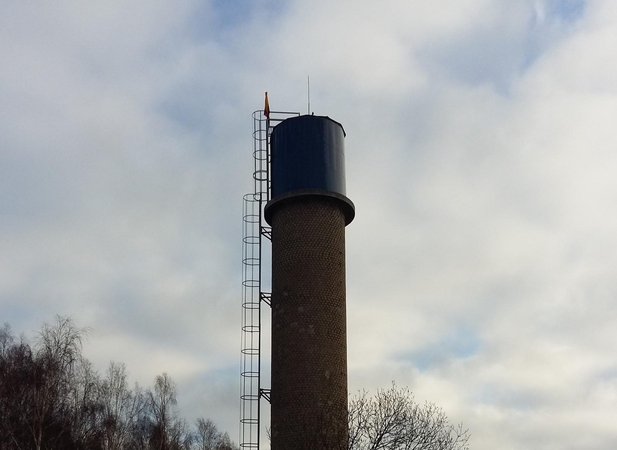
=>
[2,0,617,448]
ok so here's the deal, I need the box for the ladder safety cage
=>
[240,109,299,450]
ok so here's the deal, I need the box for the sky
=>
[1,0,616,448]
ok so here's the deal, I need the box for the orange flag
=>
[264,92,270,118]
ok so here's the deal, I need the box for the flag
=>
[264,92,270,118]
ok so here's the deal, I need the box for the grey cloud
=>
[2,1,617,448]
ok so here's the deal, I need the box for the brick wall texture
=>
[270,196,349,450]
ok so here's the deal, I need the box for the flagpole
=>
[264,92,270,143]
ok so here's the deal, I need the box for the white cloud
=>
[2,0,617,448]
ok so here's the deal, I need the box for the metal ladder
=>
[240,109,299,450]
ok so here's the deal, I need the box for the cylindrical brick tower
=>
[265,115,354,450]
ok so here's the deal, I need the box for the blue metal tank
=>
[265,115,355,225]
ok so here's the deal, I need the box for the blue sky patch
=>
[546,0,586,23]
[186,0,289,42]
[401,327,482,372]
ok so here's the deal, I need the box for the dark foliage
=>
[0,317,237,450]
[2,317,470,450]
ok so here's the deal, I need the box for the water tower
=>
[241,105,354,450]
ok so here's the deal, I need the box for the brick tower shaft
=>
[270,198,348,449]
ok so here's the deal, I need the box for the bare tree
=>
[33,316,89,449]
[193,418,238,450]
[193,418,220,450]
[0,324,14,359]
[0,316,93,450]
[0,328,34,449]
[214,432,237,450]
[147,373,191,450]
[348,384,469,450]
[0,317,249,450]
[67,358,102,448]
[99,362,147,450]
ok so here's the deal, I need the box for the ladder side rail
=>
[255,112,266,450]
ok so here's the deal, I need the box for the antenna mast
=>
[307,76,311,115]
